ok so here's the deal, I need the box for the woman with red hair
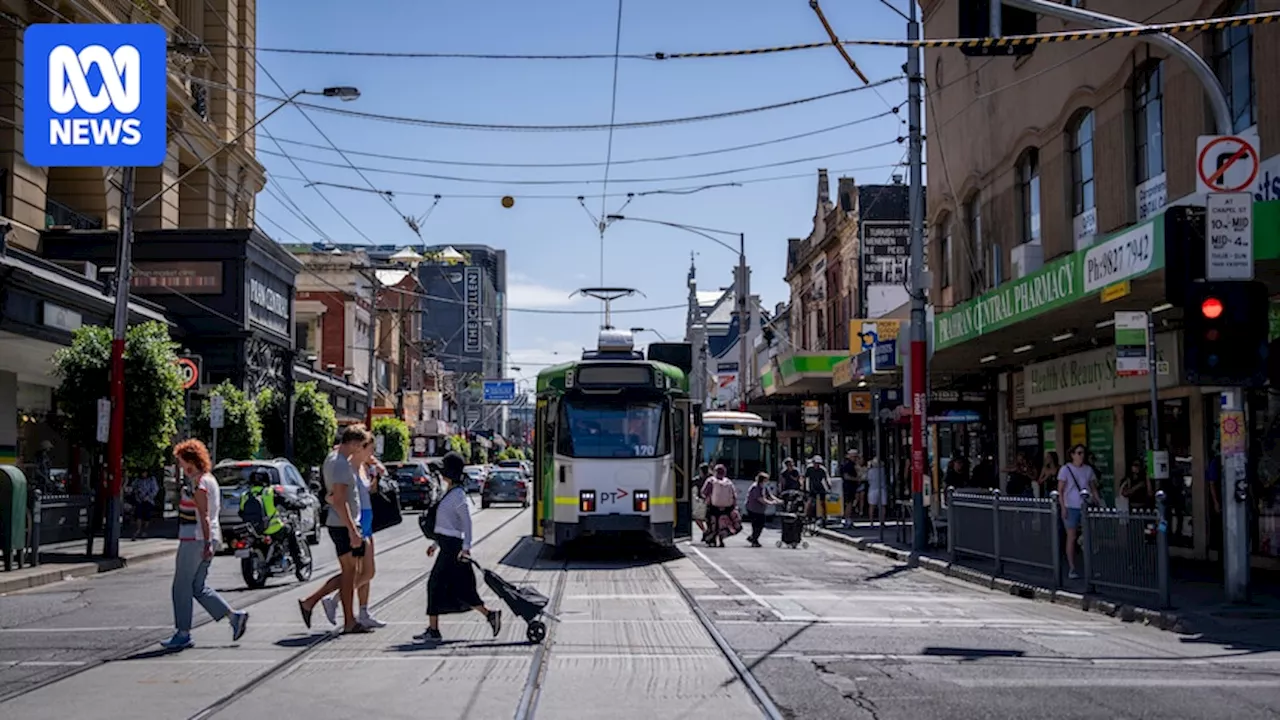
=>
[161,438,249,650]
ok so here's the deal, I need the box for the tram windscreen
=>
[558,399,668,458]
[703,428,775,481]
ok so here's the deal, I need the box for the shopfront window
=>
[1126,399,1194,548]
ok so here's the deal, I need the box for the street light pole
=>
[605,215,748,408]
[907,0,928,554]
[103,86,359,559]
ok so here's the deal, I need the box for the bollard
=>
[991,489,1003,576]
[29,489,41,568]
[1049,490,1062,589]
[1080,489,1094,592]
[946,486,956,563]
[1156,490,1170,609]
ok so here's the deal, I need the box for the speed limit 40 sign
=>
[175,355,201,391]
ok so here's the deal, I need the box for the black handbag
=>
[369,485,402,533]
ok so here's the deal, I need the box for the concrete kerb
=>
[0,544,176,595]
[815,528,1192,635]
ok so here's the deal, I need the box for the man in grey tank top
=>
[298,425,373,634]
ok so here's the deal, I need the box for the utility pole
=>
[737,233,750,411]
[104,166,136,560]
[907,0,928,555]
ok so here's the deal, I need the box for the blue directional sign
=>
[482,379,516,402]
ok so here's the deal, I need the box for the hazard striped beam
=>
[656,9,1280,60]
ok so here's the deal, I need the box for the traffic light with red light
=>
[1184,281,1270,387]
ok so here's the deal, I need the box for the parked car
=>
[462,465,486,493]
[481,468,528,508]
[387,460,440,509]
[213,459,323,548]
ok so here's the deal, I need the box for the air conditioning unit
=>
[1009,242,1043,279]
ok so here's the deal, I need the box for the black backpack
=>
[239,488,268,533]
[418,486,460,540]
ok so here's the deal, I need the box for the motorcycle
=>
[230,508,313,589]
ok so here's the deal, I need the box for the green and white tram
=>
[532,329,697,548]
[701,410,778,481]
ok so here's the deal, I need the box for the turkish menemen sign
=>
[464,266,483,353]
[934,215,1165,351]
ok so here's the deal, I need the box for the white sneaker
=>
[321,595,339,626]
[358,609,387,628]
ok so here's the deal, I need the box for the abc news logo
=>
[48,44,144,147]
[24,24,166,167]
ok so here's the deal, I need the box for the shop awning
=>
[930,200,1280,377]
[758,351,847,396]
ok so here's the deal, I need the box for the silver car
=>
[213,459,322,548]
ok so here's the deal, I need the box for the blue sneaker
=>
[230,611,249,641]
[160,633,193,650]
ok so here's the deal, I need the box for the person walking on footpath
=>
[161,439,248,650]
[865,455,888,524]
[745,472,781,547]
[417,451,501,643]
[297,425,373,634]
[1058,443,1101,580]
[131,471,159,540]
[805,456,832,527]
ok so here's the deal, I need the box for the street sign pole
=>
[210,395,224,465]
[1220,389,1250,602]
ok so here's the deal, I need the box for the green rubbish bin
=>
[0,465,29,571]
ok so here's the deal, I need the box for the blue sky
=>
[253,0,916,382]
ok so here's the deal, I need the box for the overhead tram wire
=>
[260,137,903,186]
[266,160,915,201]
[184,42,658,61]
[190,76,903,132]
[199,0,386,245]
[258,106,899,169]
[598,0,626,287]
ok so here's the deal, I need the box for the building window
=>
[1070,110,1095,217]
[1017,148,1041,244]
[940,218,952,289]
[965,195,983,290]
[1134,61,1165,184]
[1212,0,1255,133]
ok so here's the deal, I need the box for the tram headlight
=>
[633,490,650,513]
[579,490,596,513]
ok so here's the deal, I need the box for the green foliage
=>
[193,381,261,462]
[496,446,526,462]
[256,387,286,458]
[292,383,338,469]
[446,433,471,462]
[372,417,410,462]
[256,383,339,469]
[51,321,185,473]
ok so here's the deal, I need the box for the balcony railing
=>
[45,199,103,230]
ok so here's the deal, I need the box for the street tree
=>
[51,321,185,473]
[372,417,410,462]
[193,381,261,462]
[256,383,338,470]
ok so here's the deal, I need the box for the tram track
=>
[187,507,529,720]
[511,540,784,720]
[0,506,508,708]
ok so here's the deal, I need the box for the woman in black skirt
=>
[415,451,501,643]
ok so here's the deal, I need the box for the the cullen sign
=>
[464,266,482,353]
[861,221,910,285]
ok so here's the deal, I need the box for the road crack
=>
[811,660,882,720]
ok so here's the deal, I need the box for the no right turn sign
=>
[1197,134,1260,194]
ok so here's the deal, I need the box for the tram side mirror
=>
[692,403,703,426]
